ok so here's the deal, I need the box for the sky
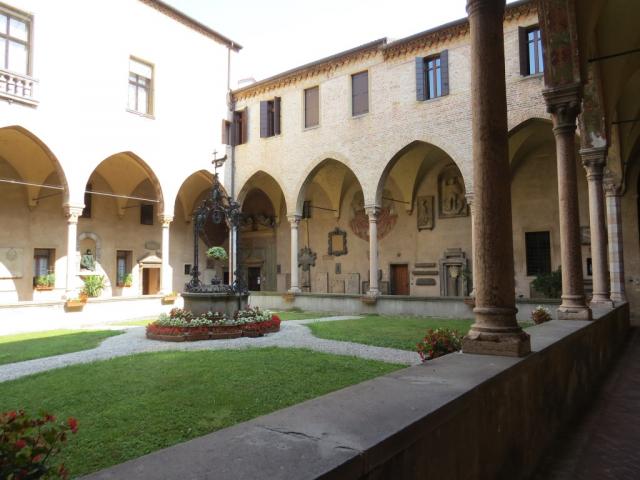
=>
[166,0,476,85]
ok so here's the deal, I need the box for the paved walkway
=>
[0,316,420,383]
[533,328,640,479]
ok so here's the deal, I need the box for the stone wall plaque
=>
[345,273,360,294]
[0,247,23,279]
[145,241,161,250]
[415,262,436,268]
[413,270,439,276]
[314,272,329,293]
[416,278,437,286]
[417,195,435,230]
[330,279,345,294]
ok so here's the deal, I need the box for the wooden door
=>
[390,264,409,295]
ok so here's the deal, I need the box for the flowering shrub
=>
[206,246,228,261]
[416,328,462,362]
[531,305,552,324]
[0,410,78,480]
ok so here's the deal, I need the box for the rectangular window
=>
[116,250,132,286]
[260,97,281,137]
[81,183,92,218]
[128,57,153,115]
[525,231,551,276]
[351,71,369,116]
[416,50,449,101]
[0,7,31,75]
[184,264,192,275]
[519,26,544,76]
[140,204,154,225]
[33,248,55,285]
[233,108,248,145]
[304,86,319,128]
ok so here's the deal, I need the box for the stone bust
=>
[80,249,96,271]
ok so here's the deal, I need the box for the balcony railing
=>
[0,69,38,106]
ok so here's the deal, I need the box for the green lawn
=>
[0,330,123,366]
[274,310,332,321]
[109,318,155,327]
[307,316,533,351]
[0,348,401,477]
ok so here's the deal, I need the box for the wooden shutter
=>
[415,57,426,101]
[260,101,268,138]
[241,108,248,144]
[440,50,449,96]
[221,119,230,145]
[519,27,529,76]
[352,71,369,116]
[305,87,319,127]
[274,97,281,135]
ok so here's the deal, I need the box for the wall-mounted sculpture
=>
[417,195,435,230]
[438,165,468,218]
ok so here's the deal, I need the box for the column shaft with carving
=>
[288,215,301,293]
[64,204,84,298]
[463,0,530,357]
[543,84,591,319]
[159,214,174,294]
[366,206,381,296]
[604,181,626,303]
[580,147,611,305]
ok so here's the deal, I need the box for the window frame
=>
[351,70,369,117]
[519,25,544,77]
[424,55,442,100]
[116,250,133,286]
[127,56,154,117]
[304,86,320,129]
[33,248,55,286]
[0,5,33,76]
[140,204,154,225]
[525,231,551,277]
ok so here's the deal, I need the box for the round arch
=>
[237,170,287,220]
[0,125,70,206]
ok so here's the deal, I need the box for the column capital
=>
[603,178,623,197]
[466,0,505,17]
[543,83,582,131]
[287,214,301,225]
[158,214,174,227]
[364,205,381,219]
[63,204,84,224]
[580,146,607,179]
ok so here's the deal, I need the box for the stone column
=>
[462,0,530,357]
[365,206,381,296]
[580,147,611,306]
[604,180,626,303]
[543,84,591,320]
[465,192,475,297]
[288,215,301,293]
[159,214,173,294]
[63,204,83,298]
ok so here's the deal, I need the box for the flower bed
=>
[146,307,281,342]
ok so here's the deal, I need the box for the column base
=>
[463,329,531,357]
[611,293,627,304]
[288,287,301,294]
[589,295,614,308]
[557,294,592,320]
[365,288,380,297]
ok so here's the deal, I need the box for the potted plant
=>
[162,291,179,304]
[82,275,105,298]
[34,273,55,291]
[206,246,228,261]
[119,273,133,287]
[65,296,85,309]
[531,305,552,324]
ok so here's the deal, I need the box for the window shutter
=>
[260,101,268,138]
[274,97,281,135]
[519,27,529,76]
[440,50,450,96]
[241,108,248,144]
[221,119,229,145]
[415,57,426,101]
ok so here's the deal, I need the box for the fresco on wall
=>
[349,190,397,241]
[417,195,435,230]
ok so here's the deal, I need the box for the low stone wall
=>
[0,296,184,335]
[249,291,560,321]
[83,304,629,480]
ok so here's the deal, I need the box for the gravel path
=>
[0,316,420,383]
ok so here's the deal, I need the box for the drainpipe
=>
[226,44,237,283]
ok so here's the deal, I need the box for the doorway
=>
[248,266,261,291]
[390,264,409,295]
[142,268,160,295]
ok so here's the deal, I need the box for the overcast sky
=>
[166,1,515,86]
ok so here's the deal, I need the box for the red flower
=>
[15,439,27,449]
[67,417,78,434]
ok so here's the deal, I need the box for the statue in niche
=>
[349,190,398,241]
[417,195,434,230]
[80,249,96,271]
[438,165,468,218]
